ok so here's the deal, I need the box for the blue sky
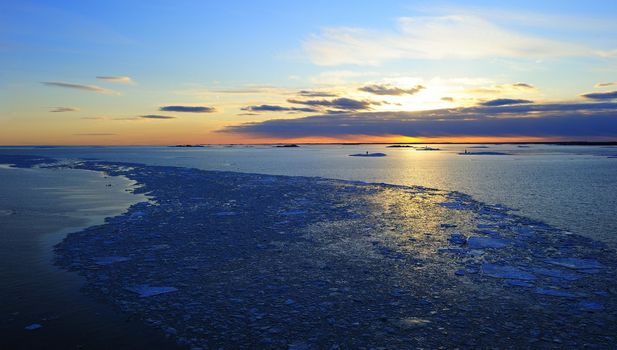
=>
[1,0,617,144]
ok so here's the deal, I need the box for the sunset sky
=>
[1,0,617,145]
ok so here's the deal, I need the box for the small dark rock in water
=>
[440,223,457,228]
[24,323,42,331]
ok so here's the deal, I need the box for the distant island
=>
[349,152,387,157]
[386,145,415,148]
[274,144,300,148]
[416,147,440,151]
[170,144,205,148]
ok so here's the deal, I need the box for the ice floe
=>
[125,285,178,298]
[482,263,536,280]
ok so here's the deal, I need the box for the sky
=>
[1,0,617,145]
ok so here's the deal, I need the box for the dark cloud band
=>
[359,84,425,96]
[159,106,216,113]
[221,102,617,139]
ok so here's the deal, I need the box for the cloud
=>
[469,83,536,94]
[287,97,383,111]
[50,107,79,112]
[42,81,118,95]
[96,76,133,84]
[595,82,617,88]
[441,97,455,102]
[139,115,176,119]
[512,83,535,89]
[241,105,318,113]
[81,116,105,120]
[73,133,116,136]
[479,98,533,106]
[359,84,425,96]
[159,105,216,113]
[303,15,592,65]
[221,102,617,139]
[581,91,617,100]
[298,90,337,97]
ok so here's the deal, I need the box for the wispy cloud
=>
[241,105,318,113]
[221,102,617,139]
[581,91,617,100]
[159,105,216,113]
[287,97,384,111]
[298,90,337,97]
[359,84,425,96]
[594,82,617,88]
[303,15,594,65]
[140,115,175,119]
[80,116,105,120]
[468,83,537,95]
[512,83,535,89]
[96,76,134,84]
[479,98,533,106]
[50,107,79,112]
[42,81,118,95]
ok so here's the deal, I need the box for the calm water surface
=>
[0,165,177,350]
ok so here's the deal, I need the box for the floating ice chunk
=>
[545,258,603,270]
[439,202,466,210]
[577,301,604,311]
[24,323,42,331]
[482,263,536,280]
[349,153,386,157]
[214,211,236,216]
[506,280,534,288]
[437,247,466,254]
[530,267,580,281]
[125,285,178,297]
[468,237,508,249]
[129,211,146,220]
[477,229,500,236]
[93,256,130,265]
[511,226,534,236]
[449,233,467,245]
[534,288,577,298]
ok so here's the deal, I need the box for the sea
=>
[0,144,616,348]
